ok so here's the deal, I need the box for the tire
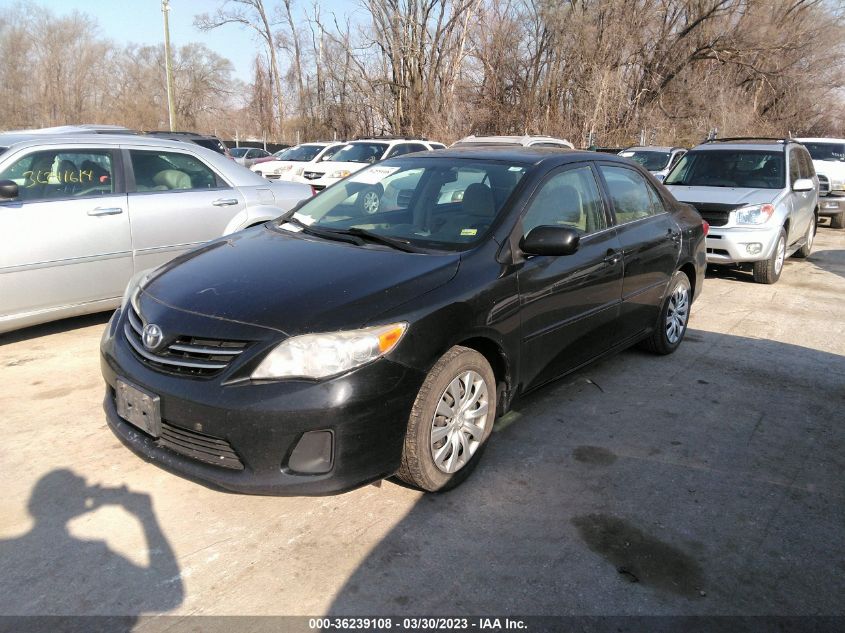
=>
[396,346,497,492]
[752,227,786,284]
[831,211,845,229]
[794,217,815,258]
[357,185,382,215]
[639,270,692,355]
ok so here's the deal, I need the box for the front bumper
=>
[818,196,844,217]
[100,309,425,496]
[704,225,781,264]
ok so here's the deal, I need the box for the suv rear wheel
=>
[752,228,786,284]
[794,217,815,259]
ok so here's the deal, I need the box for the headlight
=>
[330,169,351,179]
[829,178,845,191]
[734,203,775,225]
[120,270,152,310]
[251,322,408,380]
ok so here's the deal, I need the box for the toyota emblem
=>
[142,323,164,351]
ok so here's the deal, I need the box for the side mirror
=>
[521,225,580,257]
[793,178,814,192]
[0,179,18,199]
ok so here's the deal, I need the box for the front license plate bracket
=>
[116,379,162,438]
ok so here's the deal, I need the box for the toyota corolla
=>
[100,147,706,495]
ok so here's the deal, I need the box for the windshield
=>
[664,150,785,189]
[802,142,845,162]
[619,150,671,171]
[279,157,528,251]
[282,145,325,162]
[229,148,249,158]
[329,142,389,164]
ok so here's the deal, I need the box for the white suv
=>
[795,138,845,228]
[299,138,440,191]
[252,142,345,181]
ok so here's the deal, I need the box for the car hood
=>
[141,225,460,335]
[812,160,845,182]
[665,186,780,206]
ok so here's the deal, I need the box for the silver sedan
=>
[0,133,312,333]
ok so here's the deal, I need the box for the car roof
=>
[690,140,788,152]
[401,145,601,164]
[455,134,572,146]
[794,137,845,144]
[623,146,685,152]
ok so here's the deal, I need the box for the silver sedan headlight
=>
[251,322,408,380]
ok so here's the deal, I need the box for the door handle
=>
[212,198,239,207]
[87,207,123,216]
[604,249,622,265]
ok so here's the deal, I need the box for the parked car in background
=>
[143,131,230,157]
[618,146,686,181]
[665,137,817,284]
[296,137,440,191]
[795,137,845,228]
[230,147,272,167]
[100,146,705,495]
[252,142,345,181]
[250,148,293,168]
[0,133,312,333]
[453,134,574,150]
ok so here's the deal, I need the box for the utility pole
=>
[161,0,177,131]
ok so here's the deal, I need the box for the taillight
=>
[702,220,709,236]
[310,186,318,197]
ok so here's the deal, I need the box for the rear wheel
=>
[831,211,845,229]
[397,346,496,492]
[639,271,691,355]
[794,217,815,258]
[752,228,786,284]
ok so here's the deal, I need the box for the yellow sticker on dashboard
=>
[460,228,477,236]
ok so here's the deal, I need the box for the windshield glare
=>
[620,150,671,171]
[329,143,389,164]
[664,150,785,189]
[281,158,528,251]
[282,145,324,162]
[802,142,845,162]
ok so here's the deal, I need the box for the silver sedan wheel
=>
[362,190,380,214]
[665,285,689,344]
[774,235,786,276]
[430,370,490,474]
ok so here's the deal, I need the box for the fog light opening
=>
[286,430,334,474]
[745,242,763,255]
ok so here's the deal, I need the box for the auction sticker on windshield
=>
[350,166,400,184]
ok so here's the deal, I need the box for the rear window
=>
[192,138,226,154]
[665,150,785,189]
[619,150,671,171]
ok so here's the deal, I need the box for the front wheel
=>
[639,271,691,355]
[752,228,786,284]
[831,211,845,229]
[396,346,496,492]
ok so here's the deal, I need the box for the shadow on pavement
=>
[0,470,183,630]
[329,330,845,616]
[807,248,845,279]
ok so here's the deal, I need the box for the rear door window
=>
[600,165,663,224]
[0,149,116,201]
[129,150,222,192]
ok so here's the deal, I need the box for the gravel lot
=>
[1,225,843,623]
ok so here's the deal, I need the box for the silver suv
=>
[664,138,818,284]
[0,132,311,333]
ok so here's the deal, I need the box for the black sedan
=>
[100,147,706,495]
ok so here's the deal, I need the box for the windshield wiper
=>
[328,227,421,253]
[280,215,365,246]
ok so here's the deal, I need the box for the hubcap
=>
[807,221,815,251]
[665,285,689,344]
[363,191,380,214]
[430,370,490,474]
[774,236,785,275]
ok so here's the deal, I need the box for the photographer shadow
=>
[0,469,183,631]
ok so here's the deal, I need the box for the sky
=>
[1,0,356,80]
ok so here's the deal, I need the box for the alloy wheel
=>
[774,236,786,276]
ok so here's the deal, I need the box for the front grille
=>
[689,201,743,227]
[302,171,323,180]
[159,421,244,470]
[818,174,830,195]
[124,304,248,377]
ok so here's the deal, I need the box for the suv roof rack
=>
[704,137,791,144]
[144,130,217,137]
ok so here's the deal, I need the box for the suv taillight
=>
[702,220,710,236]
